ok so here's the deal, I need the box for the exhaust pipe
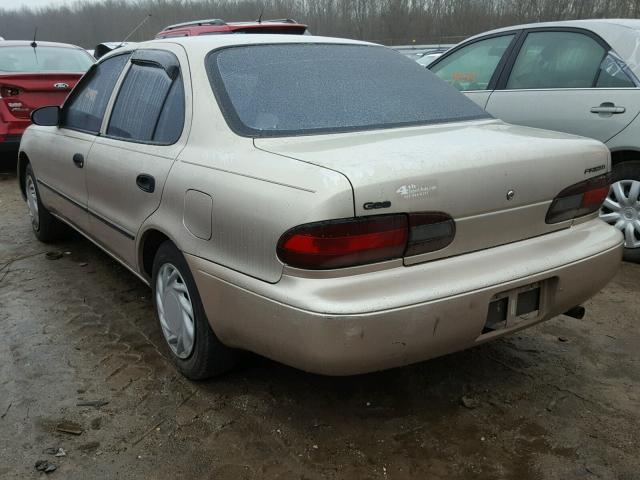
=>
[563,305,585,320]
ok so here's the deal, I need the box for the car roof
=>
[0,40,85,49]
[477,18,640,36]
[106,34,374,61]
[98,34,377,68]
[463,19,640,77]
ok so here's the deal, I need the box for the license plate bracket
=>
[483,282,544,334]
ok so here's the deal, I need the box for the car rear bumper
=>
[0,134,21,152]
[187,219,623,375]
[0,106,27,152]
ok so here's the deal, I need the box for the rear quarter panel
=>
[141,142,354,283]
[606,106,640,151]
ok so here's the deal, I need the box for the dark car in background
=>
[155,18,308,38]
[0,40,94,154]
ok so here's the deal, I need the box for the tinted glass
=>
[507,32,606,89]
[63,53,129,133]
[431,35,515,91]
[153,76,185,143]
[107,63,184,143]
[207,44,489,137]
[0,46,93,73]
[596,53,637,88]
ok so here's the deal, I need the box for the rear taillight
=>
[0,86,20,97]
[277,212,455,270]
[546,174,611,224]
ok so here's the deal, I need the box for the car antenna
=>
[119,13,151,47]
[31,27,40,67]
[257,7,264,24]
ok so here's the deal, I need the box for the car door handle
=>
[591,103,626,115]
[72,153,84,168]
[136,174,155,193]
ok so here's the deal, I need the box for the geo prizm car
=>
[18,35,623,379]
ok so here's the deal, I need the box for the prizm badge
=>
[585,164,606,175]
[53,83,69,89]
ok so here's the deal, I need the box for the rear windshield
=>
[0,46,94,73]
[206,44,490,137]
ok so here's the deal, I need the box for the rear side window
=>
[596,53,637,88]
[431,35,515,91]
[63,53,130,133]
[506,31,606,89]
[107,60,185,144]
[207,44,490,137]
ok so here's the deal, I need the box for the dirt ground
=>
[1,159,639,480]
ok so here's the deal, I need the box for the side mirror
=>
[31,106,60,127]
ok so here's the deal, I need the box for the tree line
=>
[0,0,639,48]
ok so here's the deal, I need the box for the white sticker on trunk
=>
[396,183,438,199]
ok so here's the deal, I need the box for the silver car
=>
[429,19,640,261]
[18,35,622,379]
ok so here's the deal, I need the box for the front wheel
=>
[152,241,238,379]
[24,164,68,243]
[600,161,640,263]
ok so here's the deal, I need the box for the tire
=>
[152,241,238,380]
[23,163,68,243]
[600,160,640,263]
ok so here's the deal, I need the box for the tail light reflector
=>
[406,212,456,256]
[277,212,455,270]
[546,174,611,224]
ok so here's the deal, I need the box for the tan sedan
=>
[18,35,623,379]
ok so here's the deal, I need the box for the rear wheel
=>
[24,163,68,243]
[152,241,238,379]
[600,161,640,263]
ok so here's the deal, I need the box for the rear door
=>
[485,29,640,142]
[86,46,190,268]
[429,32,519,109]
[33,53,130,232]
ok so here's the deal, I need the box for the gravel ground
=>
[1,160,639,479]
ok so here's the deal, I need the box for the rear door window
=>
[596,53,638,88]
[107,58,185,144]
[506,31,606,89]
[430,35,516,91]
[62,53,130,133]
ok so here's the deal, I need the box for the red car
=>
[155,18,308,38]
[0,40,94,154]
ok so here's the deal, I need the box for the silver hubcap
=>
[600,179,640,249]
[26,175,39,230]
[156,263,195,359]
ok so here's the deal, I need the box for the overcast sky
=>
[1,0,103,10]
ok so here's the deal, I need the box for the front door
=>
[34,53,131,231]
[86,47,189,268]
[429,33,518,109]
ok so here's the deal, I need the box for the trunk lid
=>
[0,73,81,119]
[255,119,610,263]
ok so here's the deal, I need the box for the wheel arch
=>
[138,227,180,281]
[138,225,189,281]
[610,148,640,168]
[17,151,30,200]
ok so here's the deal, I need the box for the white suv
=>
[430,19,640,261]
